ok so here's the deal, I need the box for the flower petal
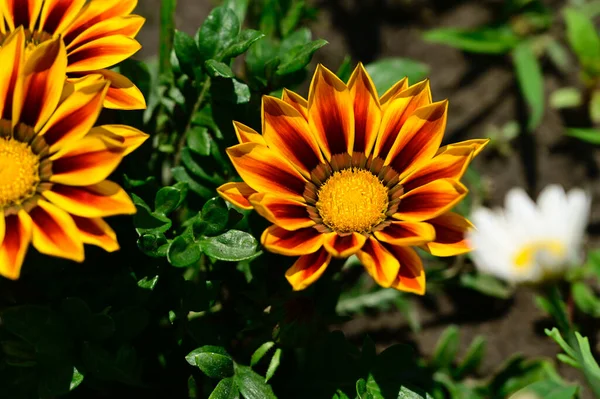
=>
[261,225,325,256]
[39,79,109,151]
[356,237,400,288]
[30,200,84,262]
[65,15,145,51]
[308,64,354,160]
[0,210,32,280]
[249,192,315,230]
[87,125,149,155]
[262,96,324,177]
[285,248,331,291]
[38,0,86,35]
[281,88,308,119]
[379,77,408,106]
[374,221,435,246]
[0,0,42,30]
[226,142,307,201]
[387,245,426,295]
[92,69,146,110]
[233,121,265,145]
[49,136,126,186]
[348,63,381,157]
[217,182,256,210]
[72,216,119,252]
[323,232,367,258]
[422,212,473,257]
[43,181,136,218]
[394,179,468,222]
[0,210,4,243]
[0,28,25,122]
[384,100,448,178]
[66,34,141,73]
[401,139,489,192]
[19,38,67,130]
[373,80,432,159]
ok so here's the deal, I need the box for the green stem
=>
[543,284,577,347]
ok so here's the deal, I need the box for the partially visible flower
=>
[0,28,148,280]
[0,0,146,110]
[218,63,488,294]
[467,185,591,284]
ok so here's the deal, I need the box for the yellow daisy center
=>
[513,240,566,269]
[316,168,389,234]
[0,138,40,208]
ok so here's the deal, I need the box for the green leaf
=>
[200,197,230,236]
[566,128,600,144]
[155,186,185,215]
[211,78,251,104]
[564,8,600,77]
[459,272,513,299]
[356,378,370,399]
[187,126,212,156]
[205,60,235,78]
[365,58,430,96]
[280,0,305,37]
[200,230,259,261]
[221,29,265,59]
[276,39,328,75]
[196,7,240,61]
[336,56,352,81]
[423,27,519,54]
[70,367,84,391]
[515,380,579,399]
[250,342,275,367]
[223,0,249,24]
[172,166,213,197]
[209,377,240,399]
[2,306,51,344]
[168,234,201,267]
[137,232,169,258]
[234,365,277,399]
[591,90,600,124]
[186,346,234,379]
[159,0,177,77]
[513,41,545,131]
[432,325,459,369]
[137,275,159,291]
[265,348,281,382]
[550,87,582,109]
[174,30,202,77]
[132,194,172,234]
[455,336,486,378]
[572,282,600,317]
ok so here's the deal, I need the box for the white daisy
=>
[467,185,591,284]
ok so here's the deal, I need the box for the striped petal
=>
[285,248,331,291]
[0,210,4,243]
[282,88,308,119]
[249,193,315,231]
[379,77,408,106]
[261,225,325,256]
[308,64,354,160]
[373,80,432,159]
[39,79,108,151]
[43,181,136,218]
[217,182,256,210]
[19,38,67,130]
[401,139,489,192]
[0,0,42,30]
[387,245,426,295]
[30,200,84,262]
[262,96,324,177]
[65,15,145,51]
[394,179,467,222]
[323,232,367,258]
[87,125,149,156]
[384,100,448,178]
[38,0,86,35]
[0,28,25,123]
[0,211,32,280]
[357,237,400,288]
[422,212,473,257]
[233,121,265,145]
[72,216,119,252]
[226,142,307,201]
[49,136,126,186]
[66,35,141,73]
[92,69,146,110]
[348,63,380,157]
[374,221,435,246]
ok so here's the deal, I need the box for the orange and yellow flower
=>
[218,64,488,294]
[0,0,146,110]
[0,28,148,280]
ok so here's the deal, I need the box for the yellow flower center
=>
[513,240,566,269]
[0,138,40,208]
[316,168,389,234]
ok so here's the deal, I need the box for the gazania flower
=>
[0,29,148,280]
[218,63,487,294]
[467,185,590,284]
[0,0,146,110]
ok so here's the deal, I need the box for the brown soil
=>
[135,0,599,397]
